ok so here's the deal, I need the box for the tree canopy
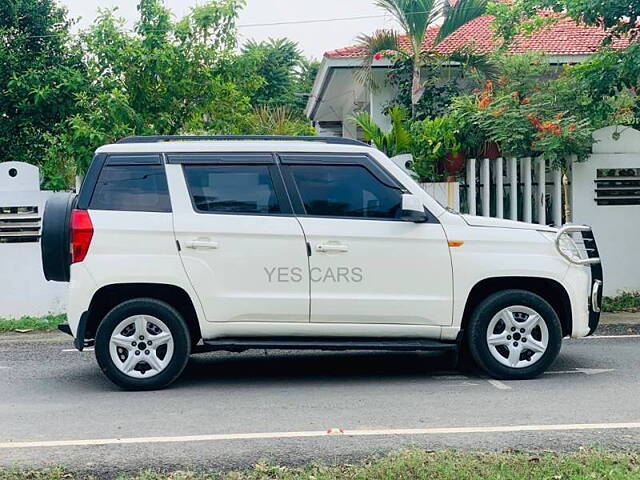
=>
[489,0,640,44]
[0,0,86,175]
[1,0,318,189]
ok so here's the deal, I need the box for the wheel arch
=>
[460,277,573,337]
[85,283,202,346]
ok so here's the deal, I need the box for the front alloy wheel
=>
[467,290,562,380]
[486,306,549,369]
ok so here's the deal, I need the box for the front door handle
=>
[316,244,349,254]
[185,239,219,250]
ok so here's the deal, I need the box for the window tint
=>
[290,165,402,219]
[90,164,171,212]
[183,165,281,214]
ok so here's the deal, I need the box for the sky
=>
[57,0,399,59]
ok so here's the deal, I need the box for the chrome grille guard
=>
[555,225,601,265]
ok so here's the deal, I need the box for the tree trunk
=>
[562,171,572,223]
[411,59,423,120]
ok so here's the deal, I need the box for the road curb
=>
[594,323,640,336]
[600,312,640,325]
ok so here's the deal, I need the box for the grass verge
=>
[0,314,65,333]
[603,292,640,313]
[1,449,640,479]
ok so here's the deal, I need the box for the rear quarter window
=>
[89,159,171,213]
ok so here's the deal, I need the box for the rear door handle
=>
[185,239,219,250]
[316,244,349,254]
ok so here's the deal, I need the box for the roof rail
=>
[116,135,371,147]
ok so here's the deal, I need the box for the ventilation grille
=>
[595,168,640,206]
[0,206,41,243]
[572,229,600,261]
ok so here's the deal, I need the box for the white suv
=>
[41,136,603,390]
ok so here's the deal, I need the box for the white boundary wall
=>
[390,154,461,210]
[0,162,67,318]
[573,126,640,295]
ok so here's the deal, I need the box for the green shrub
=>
[603,292,640,313]
[0,314,65,332]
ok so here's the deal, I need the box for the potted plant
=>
[453,94,501,160]
[410,115,466,182]
[443,143,465,180]
[483,141,502,160]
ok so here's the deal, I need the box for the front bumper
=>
[589,279,603,335]
[556,225,603,337]
[585,227,603,335]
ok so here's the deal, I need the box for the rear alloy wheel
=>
[467,290,562,380]
[95,299,191,390]
[109,315,175,379]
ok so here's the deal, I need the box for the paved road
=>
[0,332,639,476]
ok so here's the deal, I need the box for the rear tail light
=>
[70,209,93,264]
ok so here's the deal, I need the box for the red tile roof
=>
[325,14,630,59]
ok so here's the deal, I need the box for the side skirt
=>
[196,337,457,354]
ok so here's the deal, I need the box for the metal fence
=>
[460,156,574,227]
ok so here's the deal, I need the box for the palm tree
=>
[357,0,489,118]
[351,106,412,158]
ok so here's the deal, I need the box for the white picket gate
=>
[462,156,573,226]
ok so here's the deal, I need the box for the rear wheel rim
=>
[486,305,549,369]
[109,315,174,379]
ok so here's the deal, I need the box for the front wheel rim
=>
[109,315,175,379]
[486,305,549,369]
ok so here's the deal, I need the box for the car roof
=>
[96,140,376,155]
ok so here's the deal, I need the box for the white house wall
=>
[370,69,396,133]
[572,126,640,295]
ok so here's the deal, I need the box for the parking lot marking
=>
[3,422,640,450]
[62,348,94,353]
[582,335,640,340]
[545,368,615,376]
[487,379,512,390]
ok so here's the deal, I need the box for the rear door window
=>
[89,155,171,212]
[183,165,282,215]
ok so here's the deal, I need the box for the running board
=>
[197,337,457,354]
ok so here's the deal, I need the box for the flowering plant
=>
[526,111,593,167]
[457,80,537,158]
[453,63,595,169]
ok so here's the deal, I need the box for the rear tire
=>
[95,298,191,390]
[467,289,562,380]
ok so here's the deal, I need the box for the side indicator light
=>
[448,241,465,248]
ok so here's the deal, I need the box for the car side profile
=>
[42,136,603,390]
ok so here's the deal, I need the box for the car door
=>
[168,153,310,324]
[280,153,453,326]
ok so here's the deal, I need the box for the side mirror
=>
[400,194,428,223]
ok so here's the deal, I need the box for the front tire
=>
[95,299,191,390]
[467,290,562,380]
